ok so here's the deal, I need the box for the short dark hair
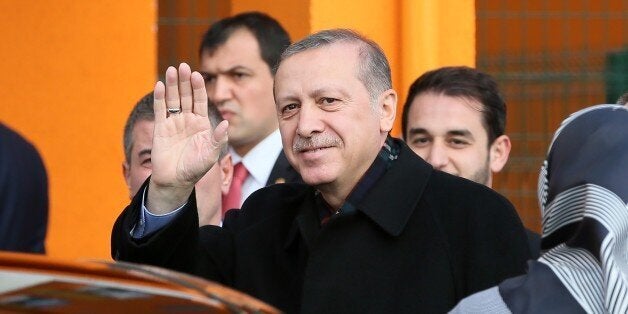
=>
[401,66,506,146]
[199,11,291,76]
[123,93,227,163]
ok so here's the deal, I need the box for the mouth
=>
[218,109,235,121]
[292,135,342,160]
[298,146,330,153]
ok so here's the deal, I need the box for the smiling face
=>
[200,28,278,156]
[274,42,395,206]
[405,92,511,187]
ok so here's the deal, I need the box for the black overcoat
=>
[112,141,530,313]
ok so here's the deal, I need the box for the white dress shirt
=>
[229,129,283,207]
[134,129,284,237]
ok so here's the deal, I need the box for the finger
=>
[178,63,193,114]
[191,71,208,117]
[212,120,229,157]
[154,81,167,123]
[165,66,181,112]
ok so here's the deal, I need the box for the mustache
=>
[293,134,342,152]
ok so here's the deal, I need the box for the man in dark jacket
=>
[112,29,531,313]
[0,123,48,253]
[401,66,541,258]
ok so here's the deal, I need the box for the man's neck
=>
[317,182,352,210]
[233,142,256,157]
[316,135,392,210]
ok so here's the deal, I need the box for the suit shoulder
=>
[267,151,303,185]
[422,170,523,237]
[427,170,515,211]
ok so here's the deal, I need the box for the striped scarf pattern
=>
[537,104,628,314]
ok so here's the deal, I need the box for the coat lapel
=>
[358,141,433,236]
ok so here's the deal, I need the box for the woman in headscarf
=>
[450,104,628,314]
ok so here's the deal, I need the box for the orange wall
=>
[0,1,157,259]
[231,0,311,42]
[400,0,476,100]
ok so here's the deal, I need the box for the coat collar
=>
[284,139,433,249]
[357,140,432,236]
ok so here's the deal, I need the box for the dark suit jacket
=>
[266,150,302,186]
[112,140,530,314]
[526,229,541,259]
[0,123,48,253]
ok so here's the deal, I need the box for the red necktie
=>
[222,162,249,217]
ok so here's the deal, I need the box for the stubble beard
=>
[468,159,491,187]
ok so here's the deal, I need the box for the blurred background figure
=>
[198,12,301,215]
[402,66,541,258]
[450,104,628,313]
[122,92,156,199]
[122,92,233,226]
[0,123,48,253]
[617,92,628,106]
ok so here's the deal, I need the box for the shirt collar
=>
[317,136,399,223]
[229,129,283,185]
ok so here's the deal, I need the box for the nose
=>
[426,143,448,170]
[207,76,232,104]
[296,103,325,138]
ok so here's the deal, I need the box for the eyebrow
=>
[447,129,473,138]
[408,127,473,138]
[275,93,300,105]
[137,148,151,158]
[202,65,251,76]
[309,87,348,100]
[275,86,349,105]
[408,127,429,136]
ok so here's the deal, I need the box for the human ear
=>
[378,89,397,133]
[122,162,132,199]
[219,154,233,195]
[489,135,511,173]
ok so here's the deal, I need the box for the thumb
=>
[212,120,229,152]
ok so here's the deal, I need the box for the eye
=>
[280,103,300,118]
[411,137,430,147]
[320,97,338,105]
[448,138,469,148]
[232,72,247,80]
[200,72,215,84]
[140,158,152,168]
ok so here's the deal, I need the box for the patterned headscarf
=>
[537,104,628,313]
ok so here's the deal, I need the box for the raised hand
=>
[147,63,228,214]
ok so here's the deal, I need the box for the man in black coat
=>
[0,123,48,253]
[112,29,531,313]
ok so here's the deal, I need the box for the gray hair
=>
[123,92,154,164]
[123,93,227,163]
[279,29,392,105]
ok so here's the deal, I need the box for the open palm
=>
[148,63,228,213]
